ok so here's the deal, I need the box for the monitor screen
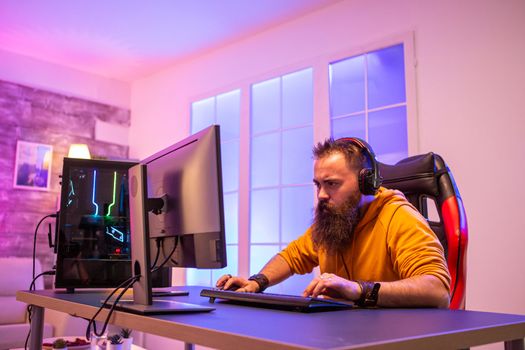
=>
[55,158,170,290]
[127,125,226,312]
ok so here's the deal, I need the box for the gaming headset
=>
[335,137,382,195]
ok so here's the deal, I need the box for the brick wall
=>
[0,79,130,287]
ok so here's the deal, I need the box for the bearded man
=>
[217,138,451,308]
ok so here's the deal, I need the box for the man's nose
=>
[317,186,329,200]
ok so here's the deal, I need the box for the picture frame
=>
[13,140,53,191]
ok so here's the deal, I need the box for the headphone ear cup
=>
[359,168,376,195]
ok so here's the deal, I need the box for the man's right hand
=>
[216,274,260,293]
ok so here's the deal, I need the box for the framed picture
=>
[13,140,53,191]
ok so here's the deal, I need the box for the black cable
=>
[24,270,56,350]
[153,236,179,273]
[85,275,139,340]
[32,214,57,281]
[26,213,57,350]
[150,237,162,269]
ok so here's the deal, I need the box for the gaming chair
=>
[378,153,468,310]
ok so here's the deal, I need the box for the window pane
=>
[251,78,280,134]
[367,44,406,108]
[223,192,238,245]
[331,114,366,140]
[282,68,313,128]
[282,126,313,185]
[277,273,315,295]
[191,97,215,134]
[249,245,280,276]
[211,245,238,282]
[251,132,280,188]
[217,89,241,141]
[186,268,212,287]
[329,55,365,117]
[281,186,314,243]
[250,189,279,243]
[221,139,239,192]
[368,106,408,164]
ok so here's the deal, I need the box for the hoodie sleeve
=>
[386,203,451,293]
[278,227,319,275]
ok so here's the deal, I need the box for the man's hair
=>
[312,138,372,172]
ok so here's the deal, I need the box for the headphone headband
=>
[335,137,382,195]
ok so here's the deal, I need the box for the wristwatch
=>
[356,281,381,307]
[248,273,270,292]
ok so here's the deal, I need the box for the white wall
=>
[130,0,525,320]
[0,48,130,108]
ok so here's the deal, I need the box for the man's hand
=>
[302,273,361,301]
[215,274,260,293]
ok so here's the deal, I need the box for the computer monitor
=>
[121,125,226,313]
[55,158,171,291]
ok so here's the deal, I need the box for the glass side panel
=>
[281,186,314,244]
[251,77,281,134]
[282,68,313,129]
[331,114,366,140]
[191,97,215,134]
[250,189,279,243]
[221,139,240,192]
[282,126,313,185]
[249,245,280,276]
[367,44,406,108]
[329,55,365,117]
[223,192,239,245]
[368,106,408,164]
[251,132,280,188]
[217,89,241,141]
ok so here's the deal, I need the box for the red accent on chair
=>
[378,153,468,309]
[441,196,468,309]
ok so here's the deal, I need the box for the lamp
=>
[68,144,91,159]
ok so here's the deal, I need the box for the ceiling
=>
[0,0,340,82]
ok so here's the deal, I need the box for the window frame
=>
[183,32,418,284]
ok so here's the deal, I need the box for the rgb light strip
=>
[91,170,99,216]
[106,171,117,216]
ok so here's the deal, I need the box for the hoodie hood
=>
[356,186,409,231]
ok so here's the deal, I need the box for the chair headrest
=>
[378,152,444,197]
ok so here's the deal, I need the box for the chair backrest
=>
[378,153,468,309]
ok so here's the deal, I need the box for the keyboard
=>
[200,288,354,312]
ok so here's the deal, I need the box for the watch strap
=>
[356,281,381,307]
[248,273,270,292]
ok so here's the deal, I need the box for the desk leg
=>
[184,343,195,350]
[29,305,44,350]
[505,339,525,350]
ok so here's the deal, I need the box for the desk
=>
[17,286,525,350]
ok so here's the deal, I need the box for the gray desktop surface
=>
[21,286,525,349]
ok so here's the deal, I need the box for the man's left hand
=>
[302,273,361,301]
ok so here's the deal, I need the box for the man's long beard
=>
[312,193,361,254]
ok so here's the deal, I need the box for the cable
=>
[85,275,139,340]
[152,236,179,273]
[150,237,162,269]
[24,270,56,350]
[32,214,57,281]
[25,213,57,350]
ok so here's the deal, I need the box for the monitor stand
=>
[107,298,214,315]
[151,289,189,297]
[105,164,214,315]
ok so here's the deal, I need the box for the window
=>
[329,44,408,164]
[186,37,416,292]
[250,68,315,294]
[188,89,241,286]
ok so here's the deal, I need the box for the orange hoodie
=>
[278,187,451,291]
